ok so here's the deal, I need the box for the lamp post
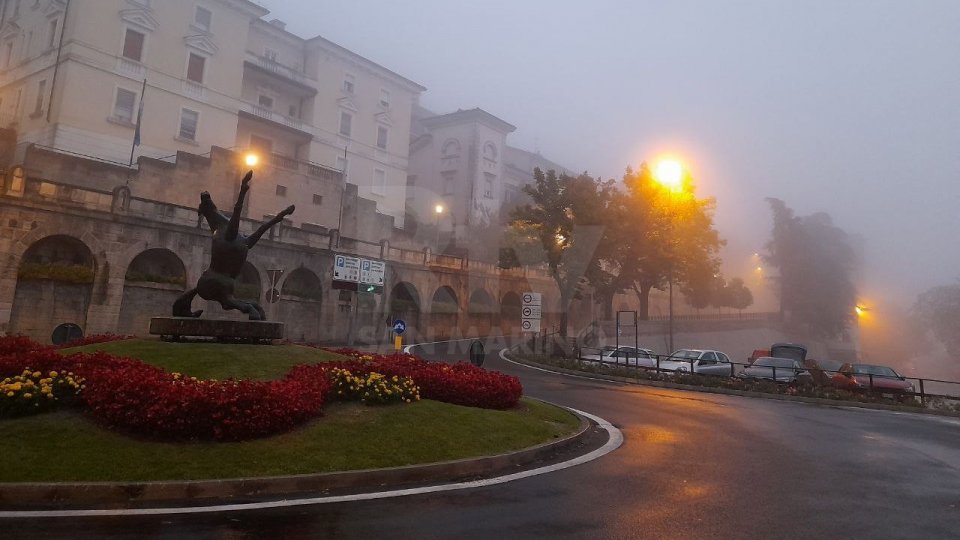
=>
[434,204,444,253]
[654,159,684,354]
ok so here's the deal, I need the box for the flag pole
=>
[129,78,147,167]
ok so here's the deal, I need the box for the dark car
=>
[831,363,915,399]
[739,357,813,385]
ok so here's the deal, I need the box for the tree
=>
[764,199,857,338]
[610,163,724,319]
[509,168,616,337]
[724,277,754,315]
[913,284,960,358]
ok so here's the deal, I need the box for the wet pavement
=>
[5,337,960,539]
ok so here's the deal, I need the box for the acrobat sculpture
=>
[173,171,294,320]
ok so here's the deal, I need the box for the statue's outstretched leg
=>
[220,295,264,321]
[173,288,203,318]
[247,205,295,248]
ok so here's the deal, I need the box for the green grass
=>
[0,399,579,482]
[62,339,340,380]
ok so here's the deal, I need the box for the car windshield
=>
[670,350,700,360]
[754,357,796,369]
[852,365,898,377]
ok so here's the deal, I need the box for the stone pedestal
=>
[149,317,284,343]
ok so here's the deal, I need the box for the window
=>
[3,41,12,68]
[443,172,455,195]
[379,88,390,108]
[122,29,145,62]
[376,126,388,150]
[250,134,272,154]
[342,74,355,94]
[483,142,498,162]
[312,194,323,205]
[288,104,298,118]
[113,88,136,123]
[372,169,385,194]
[258,94,273,109]
[483,173,495,198]
[275,185,287,197]
[186,52,205,84]
[336,156,347,173]
[441,138,460,157]
[194,6,212,31]
[264,48,278,62]
[178,108,199,140]
[31,79,45,116]
[47,18,58,49]
[339,111,352,137]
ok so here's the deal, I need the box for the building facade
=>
[0,0,424,228]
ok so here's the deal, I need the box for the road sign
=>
[393,319,406,335]
[522,292,541,306]
[522,292,542,333]
[360,259,385,286]
[521,319,541,333]
[334,255,361,282]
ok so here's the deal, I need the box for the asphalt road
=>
[9,338,960,539]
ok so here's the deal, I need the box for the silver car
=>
[581,345,656,367]
[740,357,813,385]
[656,349,735,376]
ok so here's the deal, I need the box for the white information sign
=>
[334,255,361,282]
[521,291,542,333]
[360,259,386,286]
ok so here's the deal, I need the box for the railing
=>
[241,102,306,133]
[247,53,312,86]
[573,346,960,407]
[645,312,781,322]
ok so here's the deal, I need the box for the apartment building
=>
[0,0,424,228]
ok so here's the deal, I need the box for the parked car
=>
[831,363,915,399]
[581,345,656,367]
[739,357,813,385]
[656,349,735,376]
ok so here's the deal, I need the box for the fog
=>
[259,0,960,312]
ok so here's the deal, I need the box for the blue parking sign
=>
[393,319,406,335]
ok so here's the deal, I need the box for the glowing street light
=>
[435,204,444,215]
[434,204,445,252]
[244,152,259,167]
[855,305,869,316]
[654,159,684,192]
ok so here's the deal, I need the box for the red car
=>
[831,363,915,399]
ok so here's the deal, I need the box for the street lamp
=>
[653,158,685,353]
[434,204,444,252]
[244,152,259,167]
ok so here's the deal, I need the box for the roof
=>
[418,108,516,134]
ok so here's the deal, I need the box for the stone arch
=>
[430,285,459,339]
[10,235,96,342]
[500,291,522,334]
[117,248,188,335]
[237,262,262,303]
[388,281,421,333]
[278,267,323,342]
[468,288,495,336]
[483,141,497,162]
[441,138,461,158]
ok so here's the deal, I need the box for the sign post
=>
[393,319,406,352]
[333,255,387,345]
[521,292,542,334]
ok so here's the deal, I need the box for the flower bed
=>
[56,333,134,350]
[0,338,525,442]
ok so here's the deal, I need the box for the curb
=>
[0,405,594,510]
[505,352,960,419]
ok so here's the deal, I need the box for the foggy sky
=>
[258,0,960,309]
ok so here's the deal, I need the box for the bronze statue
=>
[173,171,294,320]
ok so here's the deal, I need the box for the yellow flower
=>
[49,371,58,378]
[32,371,41,378]
[22,393,32,399]
[5,392,12,397]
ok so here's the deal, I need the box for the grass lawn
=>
[0,399,579,482]
[62,339,340,380]
[0,338,582,482]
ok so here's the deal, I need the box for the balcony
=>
[244,53,317,95]
[238,102,312,139]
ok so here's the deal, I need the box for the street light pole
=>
[434,204,444,254]
[654,158,684,354]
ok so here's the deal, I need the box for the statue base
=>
[149,317,284,343]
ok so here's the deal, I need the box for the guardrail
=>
[574,346,960,406]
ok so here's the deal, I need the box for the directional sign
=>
[360,259,385,286]
[333,255,361,282]
[521,306,542,319]
[393,319,406,335]
[522,292,542,307]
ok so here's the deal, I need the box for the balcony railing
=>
[241,102,307,133]
[246,53,313,87]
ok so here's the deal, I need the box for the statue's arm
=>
[226,171,253,241]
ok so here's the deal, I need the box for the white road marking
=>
[403,338,479,354]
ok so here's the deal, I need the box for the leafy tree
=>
[724,277,754,315]
[763,198,857,338]
[913,284,960,358]
[610,163,724,319]
[509,168,616,337]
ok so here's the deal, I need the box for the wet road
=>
[9,338,960,539]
